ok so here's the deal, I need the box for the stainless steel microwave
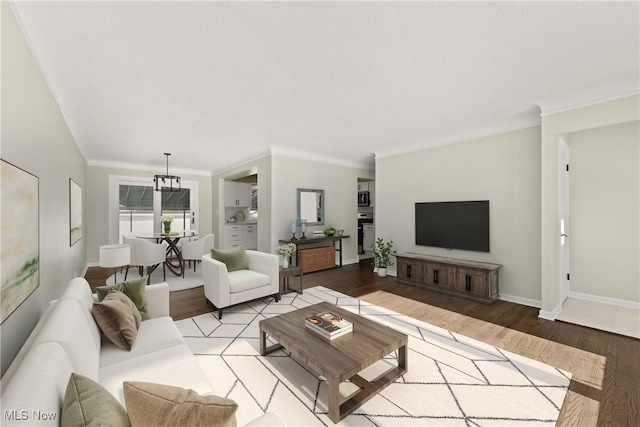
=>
[357,191,370,207]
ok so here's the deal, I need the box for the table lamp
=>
[100,244,130,284]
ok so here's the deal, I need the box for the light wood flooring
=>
[84,261,639,426]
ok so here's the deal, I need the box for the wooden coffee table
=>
[259,302,408,423]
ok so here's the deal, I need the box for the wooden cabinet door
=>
[424,264,450,289]
[397,258,422,284]
[454,268,488,297]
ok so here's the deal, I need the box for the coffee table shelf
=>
[259,302,408,423]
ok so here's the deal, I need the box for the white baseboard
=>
[80,264,90,277]
[538,304,563,321]
[499,293,541,309]
[568,291,640,310]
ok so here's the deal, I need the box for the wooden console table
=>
[279,235,350,273]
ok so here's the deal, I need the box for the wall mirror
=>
[297,188,324,226]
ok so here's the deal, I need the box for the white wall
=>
[568,121,639,301]
[375,126,542,304]
[540,95,639,318]
[1,3,87,375]
[271,156,374,264]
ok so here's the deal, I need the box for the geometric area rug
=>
[175,286,571,426]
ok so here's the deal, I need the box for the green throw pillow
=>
[211,247,249,272]
[96,276,150,320]
[62,373,130,427]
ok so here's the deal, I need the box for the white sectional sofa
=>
[1,277,281,426]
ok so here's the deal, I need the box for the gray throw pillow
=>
[62,373,130,427]
[211,247,249,272]
[92,290,141,351]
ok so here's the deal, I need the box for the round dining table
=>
[135,230,198,277]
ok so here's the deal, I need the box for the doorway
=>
[559,138,570,305]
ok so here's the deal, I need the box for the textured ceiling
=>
[10,1,640,175]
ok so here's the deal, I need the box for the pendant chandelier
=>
[154,153,181,192]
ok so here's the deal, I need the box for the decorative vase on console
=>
[275,242,296,269]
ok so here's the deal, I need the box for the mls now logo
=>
[4,410,58,421]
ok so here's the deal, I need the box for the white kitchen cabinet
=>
[224,224,243,249]
[224,181,251,207]
[243,224,257,249]
[224,223,257,250]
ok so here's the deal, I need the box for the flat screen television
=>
[415,201,490,252]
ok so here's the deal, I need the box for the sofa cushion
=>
[228,270,271,293]
[211,247,249,272]
[99,345,213,406]
[0,342,73,426]
[96,276,150,320]
[59,278,102,350]
[33,299,100,379]
[61,373,129,427]
[100,316,187,368]
[92,290,142,351]
[123,381,237,427]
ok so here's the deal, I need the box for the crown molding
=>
[539,91,640,117]
[270,146,374,171]
[87,159,212,177]
[374,116,542,161]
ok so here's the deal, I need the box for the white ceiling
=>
[10,1,639,175]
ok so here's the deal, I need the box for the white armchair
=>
[181,234,214,277]
[202,250,279,319]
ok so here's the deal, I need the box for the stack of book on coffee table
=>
[305,311,353,340]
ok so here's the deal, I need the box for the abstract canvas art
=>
[1,159,39,324]
[69,178,82,246]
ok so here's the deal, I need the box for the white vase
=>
[377,267,387,278]
[282,257,289,269]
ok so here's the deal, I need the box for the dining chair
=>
[180,234,214,277]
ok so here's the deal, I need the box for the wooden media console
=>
[395,253,501,303]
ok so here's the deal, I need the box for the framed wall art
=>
[1,159,39,324]
[69,178,82,246]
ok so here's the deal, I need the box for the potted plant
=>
[324,226,336,236]
[372,237,396,277]
[161,216,173,234]
[275,242,297,268]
